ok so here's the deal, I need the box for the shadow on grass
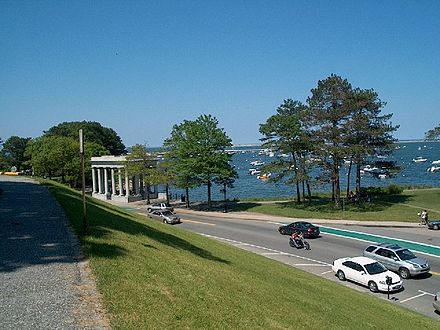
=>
[48,184,228,264]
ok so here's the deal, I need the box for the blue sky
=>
[1,1,439,147]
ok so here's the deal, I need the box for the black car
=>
[278,221,320,238]
[427,220,440,230]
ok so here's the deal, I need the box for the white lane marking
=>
[261,252,283,255]
[321,270,334,275]
[293,264,329,267]
[183,219,216,226]
[200,233,331,266]
[418,290,436,297]
[399,290,435,303]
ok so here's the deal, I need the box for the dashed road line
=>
[200,233,331,266]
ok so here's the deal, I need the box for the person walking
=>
[419,210,428,225]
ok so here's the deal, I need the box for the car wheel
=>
[147,208,151,213]
[399,267,410,279]
[433,224,439,230]
[337,270,346,281]
[368,281,378,292]
[280,228,286,235]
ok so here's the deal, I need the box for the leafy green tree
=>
[1,136,32,171]
[25,136,108,186]
[44,121,126,155]
[124,144,162,204]
[307,74,354,206]
[164,114,235,208]
[344,88,398,196]
[259,99,313,204]
[425,124,440,140]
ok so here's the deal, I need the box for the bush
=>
[387,184,404,195]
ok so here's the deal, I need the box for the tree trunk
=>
[355,155,361,196]
[146,183,151,204]
[292,154,301,203]
[306,180,312,205]
[302,181,305,203]
[346,159,352,197]
[207,180,212,209]
[223,183,227,213]
[165,183,170,204]
[185,187,190,208]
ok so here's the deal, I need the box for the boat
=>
[362,165,380,174]
[257,173,271,180]
[250,160,265,166]
[432,160,440,165]
[427,166,440,173]
[378,174,387,179]
[412,157,428,163]
[249,169,261,175]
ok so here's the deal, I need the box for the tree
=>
[1,136,32,171]
[425,124,440,140]
[26,136,108,186]
[164,114,235,209]
[259,99,313,204]
[307,74,354,206]
[343,88,398,196]
[124,144,162,204]
[44,121,126,155]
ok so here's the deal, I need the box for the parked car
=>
[332,256,403,292]
[278,221,320,238]
[148,210,181,224]
[147,203,174,213]
[427,220,440,230]
[363,243,430,279]
[434,290,440,313]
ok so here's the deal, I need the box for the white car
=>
[332,256,403,292]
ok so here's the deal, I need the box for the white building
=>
[90,155,158,203]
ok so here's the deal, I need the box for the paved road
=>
[0,176,108,329]
[171,211,440,319]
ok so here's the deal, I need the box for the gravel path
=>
[0,176,109,329]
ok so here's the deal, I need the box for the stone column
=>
[97,168,102,194]
[118,169,123,196]
[104,168,109,195]
[125,170,129,197]
[92,167,97,193]
[111,168,116,195]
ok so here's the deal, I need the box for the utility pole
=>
[79,129,88,235]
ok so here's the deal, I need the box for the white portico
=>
[91,155,158,203]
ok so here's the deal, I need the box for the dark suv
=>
[363,243,430,279]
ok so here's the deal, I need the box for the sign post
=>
[79,129,88,235]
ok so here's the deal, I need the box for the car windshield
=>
[364,262,387,275]
[303,223,312,227]
[396,249,416,261]
[162,211,173,216]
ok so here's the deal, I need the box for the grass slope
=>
[235,189,440,221]
[43,180,438,329]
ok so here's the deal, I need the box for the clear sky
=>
[1,1,439,148]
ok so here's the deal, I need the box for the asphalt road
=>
[172,212,440,319]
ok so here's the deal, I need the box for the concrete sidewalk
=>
[173,207,421,228]
[0,176,108,329]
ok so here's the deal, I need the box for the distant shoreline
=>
[231,140,439,148]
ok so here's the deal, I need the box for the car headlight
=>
[412,264,420,268]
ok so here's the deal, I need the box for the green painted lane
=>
[320,226,440,257]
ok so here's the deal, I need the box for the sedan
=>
[332,256,403,292]
[148,210,181,224]
[278,221,320,238]
[427,220,440,231]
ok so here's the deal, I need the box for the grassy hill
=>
[43,180,438,329]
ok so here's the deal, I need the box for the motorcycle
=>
[289,236,311,250]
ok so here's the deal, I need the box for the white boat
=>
[427,166,440,173]
[412,157,428,163]
[432,160,440,165]
[378,174,387,179]
[362,165,380,173]
[249,169,261,175]
[250,160,265,166]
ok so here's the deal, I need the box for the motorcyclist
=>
[291,231,303,242]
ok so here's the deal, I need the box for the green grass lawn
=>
[42,180,439,329]
[233,188,440,222]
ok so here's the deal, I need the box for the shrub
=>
[387,184,404,195]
